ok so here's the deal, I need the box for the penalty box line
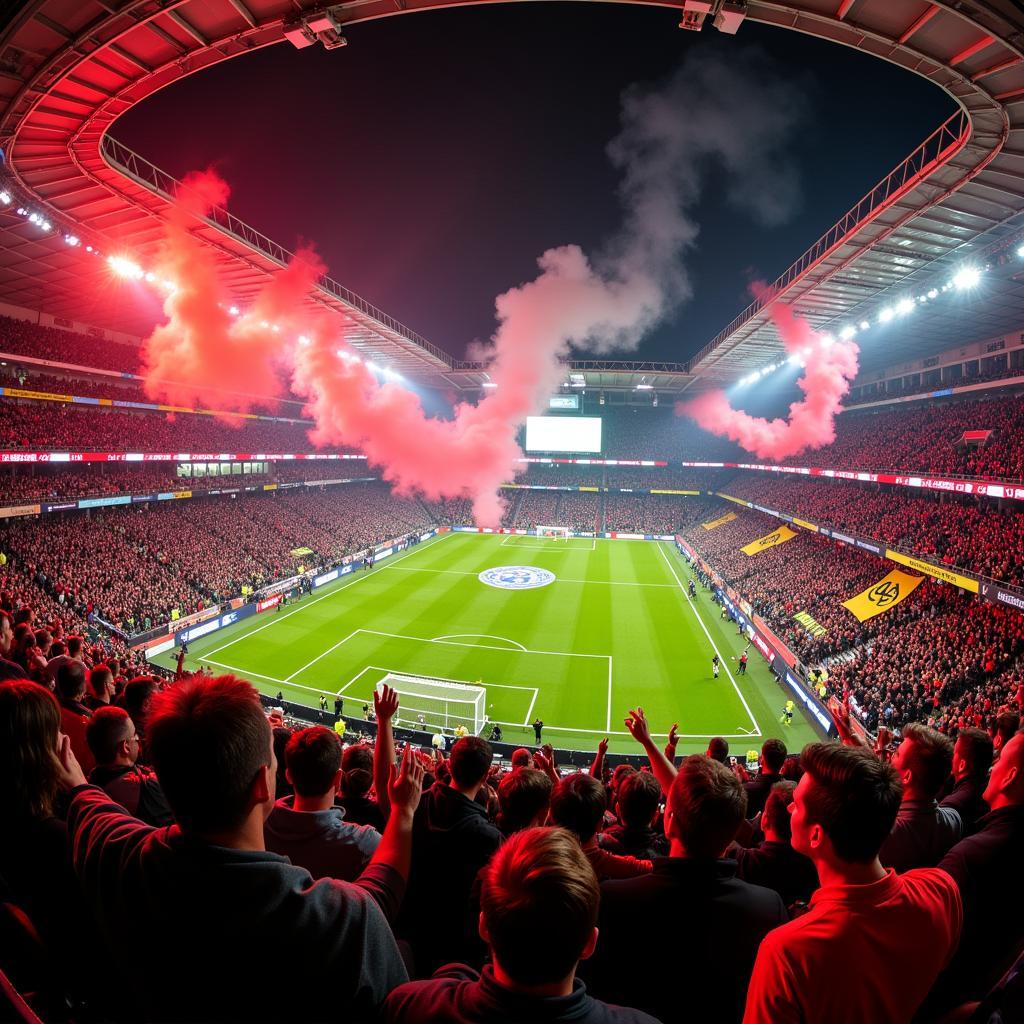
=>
[289,628,611,735]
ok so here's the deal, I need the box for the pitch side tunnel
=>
[1,0,1024,395]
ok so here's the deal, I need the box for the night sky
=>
[115,4,956,365]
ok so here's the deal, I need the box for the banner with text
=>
[885,549,980,594]
[842,569,924,622]
[702,511,737,531]
[741,525,796,556]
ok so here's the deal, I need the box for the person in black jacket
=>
[732,780,817,907]
[398,735,503,975]
[385,827,660,1024]
[939,726,992,829]
[57,673,424,1023]
[85,705,174,827]
[743,738,787,819]
[583,713,787,1024]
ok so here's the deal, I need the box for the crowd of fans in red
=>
[1,657,1020,1023]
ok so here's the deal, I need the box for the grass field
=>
[155,532,819,755]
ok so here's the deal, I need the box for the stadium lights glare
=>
[298,335,311,346]
[927,289,938,299]
[953,266,981,290]
[0,191,10,205]
[228,306,240,316]
[107,255,144,280]
[1017,244,1024,259]
[859,320,870,331]
[839,325,856,340]
[482,381,498,388]
[878,307,894,323]
[63,234,79,247]
[895,298,915,316]
[634,383,653,390]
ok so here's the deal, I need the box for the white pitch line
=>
[487,720,758,739]
[198,657,327,700]
[657,542,762,737]
[356,627,609,662]
[386,564,676,588]
[201,531,452,658]
[285,629,359,682]
[432,633,527,651]
[606,657,613,734]
[524,688,539,726]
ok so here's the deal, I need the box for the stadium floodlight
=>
[634,383,653,390]
[859,320,870,331]
[228,306,240,316]
[953,266,981,290]
[895,298,915,316]
[298,335,311,346]
[0,190,10,205]
[1017,244,1024,259]
[107,255,144,280]
[482,381,498,388]
[63,234,79,247]
[927,289,938,299]
[144,272,156,283]
[838,325,855,340]
[878,307,894,323]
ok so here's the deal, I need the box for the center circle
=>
[478,565,556,591]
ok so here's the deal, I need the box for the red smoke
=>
[678,299,859,461]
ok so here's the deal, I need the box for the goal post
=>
[536,525,570,540]
[376,673,487,735]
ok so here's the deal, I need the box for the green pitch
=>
[155,532,820,755]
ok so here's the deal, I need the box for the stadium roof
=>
[1,0,1023,398]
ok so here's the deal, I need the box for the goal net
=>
[376,673,487,735]
[536,525,570,540]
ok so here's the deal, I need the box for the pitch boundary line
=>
[201,531,453,659]
[499,535,597,552]
[432,633,527,651]
[657,542,762,738]
[386,564,676,588]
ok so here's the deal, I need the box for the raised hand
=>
[374,684,400,724]
[389,743,425,819]
[624,707,653,747]
[54,732,87,790]
[597,737,609,756]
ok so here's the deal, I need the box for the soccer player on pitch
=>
[712,654,720,679]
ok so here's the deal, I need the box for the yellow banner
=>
[4,387,73,403]
[651,489,699,496]
[741,525,796,556]
[885,549,979,594]
[702,510,737,531]
[792,517,818,533]
[842,568,925,622]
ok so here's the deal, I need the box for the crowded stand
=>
[848,364,1023,405]
[0,315,146,373]
[720,474,1024,586]
[0,400,348,453]
[1,664,1020,1022]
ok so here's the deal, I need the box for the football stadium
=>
[1,1,1023,1021]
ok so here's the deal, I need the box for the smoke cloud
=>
[140,48,806,524]
[679,298,860,461]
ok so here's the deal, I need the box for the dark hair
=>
[707,737,729,763]
[617,770,662,829]
[55,660,87,701]
[480,827,598,985]
[0,681,61,819]
[341,743,372,774]
[668,755,747,859]
[761,738,788,774]
[285,727,342,797]
[510,748,531,769]
[995,711,1021,745]
[89,664,113,698]
[118,677,157,732]
[955,727,994,779]
[800,742,902,863]
[449,736,492,789]
[901,723,953,798]
[549,773,606,844]
[497,768,553,834]
[147,675,271,834]
[86,705,133,765]
[66,635,83,658]
[762,780,797,841]
[611,764,636,790]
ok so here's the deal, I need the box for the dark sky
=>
[114,4,956,365]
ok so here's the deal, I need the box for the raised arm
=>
[664,722,680,766]
[590,736,609,779]
[373,684,400,819]
[624,707,677,795]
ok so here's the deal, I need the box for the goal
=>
[536,525,570,540]
[376,673,487,735]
